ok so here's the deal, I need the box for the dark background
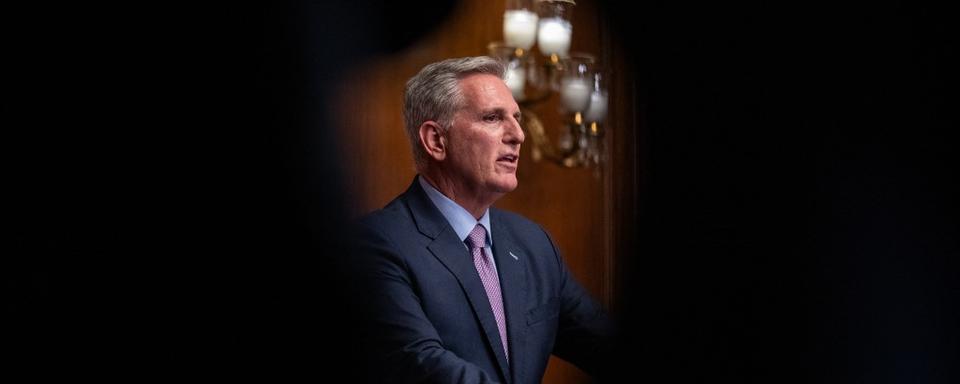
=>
[5,2,435,379]
[6,1,957,382]
[609,0,959,383]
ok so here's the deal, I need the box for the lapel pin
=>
[509,251,519,260]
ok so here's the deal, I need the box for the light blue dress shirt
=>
[418,176,498,273]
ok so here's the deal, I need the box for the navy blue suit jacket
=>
[350,178,613,384]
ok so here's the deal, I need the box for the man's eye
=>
[483,114,500,122]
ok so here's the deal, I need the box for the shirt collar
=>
[418,175,492,247]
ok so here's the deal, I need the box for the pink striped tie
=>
[466,224,508,360]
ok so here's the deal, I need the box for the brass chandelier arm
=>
[520,107,583,168]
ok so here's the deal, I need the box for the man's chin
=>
[492,176,519,193]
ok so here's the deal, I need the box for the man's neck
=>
[420,171,498,220]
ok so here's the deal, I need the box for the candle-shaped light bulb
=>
[584,92,608,123]
[503,10,538,50]
[504,65,526,100]
[561,77,591,112]
[537,17,572,57]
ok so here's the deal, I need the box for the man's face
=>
[443,73,525,200]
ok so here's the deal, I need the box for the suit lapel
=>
[491,209,527,383]
[403,178,512,382]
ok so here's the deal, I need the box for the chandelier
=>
[488,0,609,168]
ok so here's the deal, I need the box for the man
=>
[349,56,613,383]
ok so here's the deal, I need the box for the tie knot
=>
[466,224,486,250]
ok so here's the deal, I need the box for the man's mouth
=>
[497,154,518,163]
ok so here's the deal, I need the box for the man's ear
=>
[419,121,447,161]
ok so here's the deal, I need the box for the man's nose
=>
[505,115,525,145]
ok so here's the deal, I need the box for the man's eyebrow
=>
[479,107,507,115]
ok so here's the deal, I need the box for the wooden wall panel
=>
[332,1,631,382]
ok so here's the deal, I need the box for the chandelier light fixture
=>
[489,0,609,168]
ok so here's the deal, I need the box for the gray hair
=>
[403,56,505,170]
